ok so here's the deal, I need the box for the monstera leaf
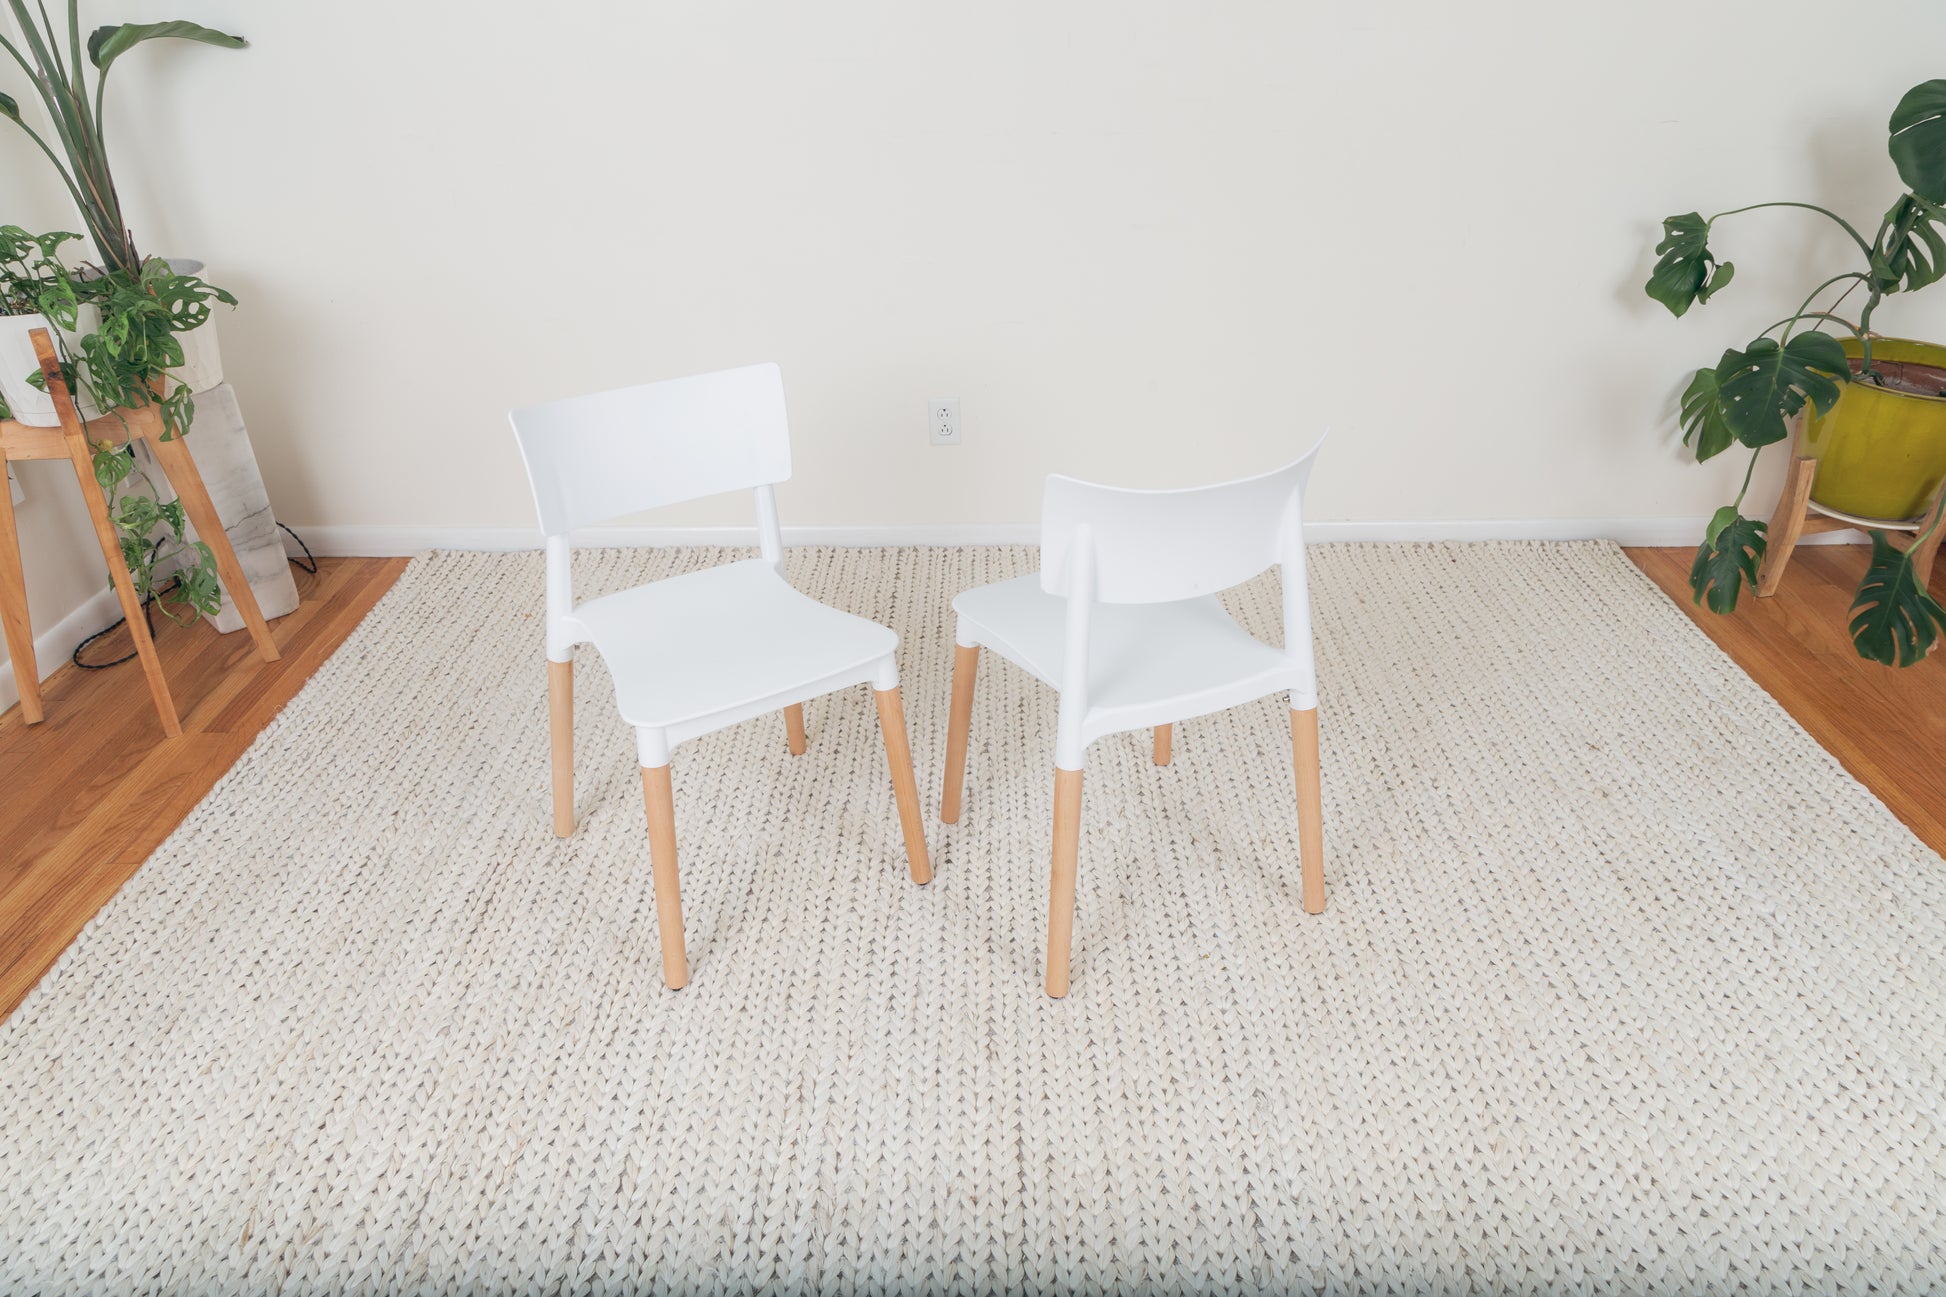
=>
[1689,509,1767,614]
[1849,529,1946,665]
[1679,367,1736,461]
[1646,212,1734,317]
[1889,80,1946,204]
[1714,333,1849,449]
[1872,194,1946,292]
[86,21,246,76]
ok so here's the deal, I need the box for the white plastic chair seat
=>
[953,574,1300,749]
[571,558,897,734]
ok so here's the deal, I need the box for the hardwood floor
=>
[1626,542,1946,854]
[0,543,1940,1023]
[0,557,408,1018]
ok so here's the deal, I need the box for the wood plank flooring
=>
[0,557,407,1018]
[0,543,1940,1024]
[1626,542,1946,854]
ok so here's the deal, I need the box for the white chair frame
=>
[941,441,1327,996]
[510,363,931,990]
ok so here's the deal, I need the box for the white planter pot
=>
[162,258,225,394]
[0,309,104,425]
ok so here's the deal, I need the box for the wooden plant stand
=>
[0,327,279,737]
[1758,415,1946,597]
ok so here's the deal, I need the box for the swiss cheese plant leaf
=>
[1714,332,1849,449]
[1688,512,1766,614]
[1889,79,1946,203]
[1877,193,1946,292]
[1849,529,1946,665]
[1645,212,1722,316]
[87,21,246,75]
[1679,367,1735,461]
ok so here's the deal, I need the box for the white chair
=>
[509,362,932,990]
[941,441,1327,997]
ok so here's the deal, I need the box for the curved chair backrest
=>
[1039,438,1325,605]
[509,362,791,537]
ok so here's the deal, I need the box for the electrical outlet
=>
[929,398,961,446]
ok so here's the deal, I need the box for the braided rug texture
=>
[2,542,1943,1296]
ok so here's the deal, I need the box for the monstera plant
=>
[1647,78,1946,666]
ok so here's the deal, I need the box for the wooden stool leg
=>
[1905,484,1946,589]
[1153,724,1172,767]
[29,327,178,736]
[145,426,281,663]
[874,685,933,883]
[1046,767,1084,998]
[639,763,689,990]
[63,437,180,738]
[783,703,807,755]
[1758,455,1817,598]
[1291,707,1325,915]
[0,470,43,723]
[941,644,979,823]
[549,658,574,836]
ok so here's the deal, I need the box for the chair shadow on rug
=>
[509,362,932,991]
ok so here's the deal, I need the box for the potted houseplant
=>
[1,1,297,632]
[0,222,225,625]
[1647,78,1946,666]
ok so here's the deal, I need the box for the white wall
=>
[34,1,1946,547]
[0,115,123,701]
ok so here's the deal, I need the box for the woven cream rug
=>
[2,543,1943,1295]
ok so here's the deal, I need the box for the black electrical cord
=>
[69,522,318,670]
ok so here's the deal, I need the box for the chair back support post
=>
[1280,496,1318,709]
[1054,528,1095,770]
[754,484,784,572]
[544,533,574,662]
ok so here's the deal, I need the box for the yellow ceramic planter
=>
[1802,336,1946,522]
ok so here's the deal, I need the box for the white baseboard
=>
[0,585,123,715]
[291,517,1872,557]
[0,515,1875,713]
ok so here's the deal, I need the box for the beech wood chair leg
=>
[1291,707,1325,915]
[548,658,574,836]
[1758,455,1818,598]
[873,685,933,883]
[1153,724,1172,767]
[783,703,807,755]
[941,644,979,823]
[1046,767,1084,998]
[0,471,43,724]
[639,763,689,990]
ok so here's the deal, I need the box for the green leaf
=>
[0,91,19,122]
[1714,332,1850,449]
[1849,529,1946,665]
[1877,193,1946,292]
[1646,212,1721,317]
[1701,259,1734,303]
[91,443,134,490]
[1688,513,1767,614]
[1889,79,1946,203]
[87,21,246,76]
[1679,367,1736,462]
